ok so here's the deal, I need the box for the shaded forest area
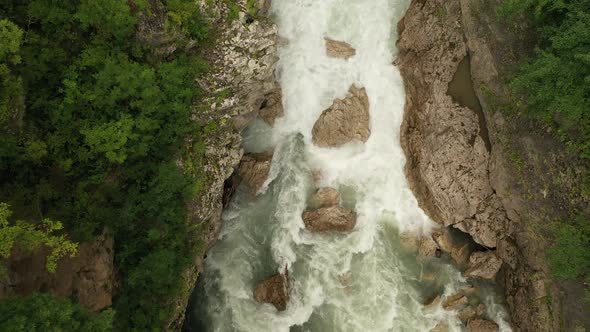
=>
[0,0,212,330]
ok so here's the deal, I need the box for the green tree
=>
[0,203,78,274]
[0,293,113,332]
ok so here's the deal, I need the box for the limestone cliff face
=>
[396,0,589,330]
[167,0,279,329]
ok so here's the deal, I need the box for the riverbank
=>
[397,0,589,330]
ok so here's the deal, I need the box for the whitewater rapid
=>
[192,0,511,331]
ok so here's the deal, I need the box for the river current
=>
[192,0,511,331]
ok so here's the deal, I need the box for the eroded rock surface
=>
[312,85,370,147]
[238,153,273,195]
[324,37,356,59]
[442,293,468,310]
[464,251,503,280]
[302,206,357,232]
[254,272,289,311]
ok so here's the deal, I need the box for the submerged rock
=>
[459,303,486,322]
[302,205,357,232]
[464,251,503,280]
[442,293,468,310]
[431,322,449,332]
[311,85,370,147]
[238,153,273,195]
[467,318,499,332]
[253,272,289,311]
[324,37,356,59]
[311,187,340,207]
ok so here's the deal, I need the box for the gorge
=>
[188,0,512,331]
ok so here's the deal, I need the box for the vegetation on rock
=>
[499,0,590,301]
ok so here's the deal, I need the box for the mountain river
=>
[191,0,512,331]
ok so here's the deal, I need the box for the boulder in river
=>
[467,318,499,332]
[258,87,284,126]
[311,187,340,208]
[312,85,370,147]
[238,152,273,195]
[464,251,502,280]
[442,293,468,310]
[324,37,356,59]
[253,272,289,311]
[302,205,357,232]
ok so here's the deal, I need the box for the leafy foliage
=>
[0,0,212,329]
[0,202,78,274]
[0,293,113,332]
[499,0,590,301]
[499,0,590,159]
[547,216,590,280]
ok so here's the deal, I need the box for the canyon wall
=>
[167,0,280,329]
[397,0,589,331]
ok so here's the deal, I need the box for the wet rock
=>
[254,272,289,311]
[312,85,370,148]
[302,206,357,232]
[425,295,442,310]
[421,272,436,282]
[458,303,486,322]
[312,187,340,208]
[419,235,439,257]
[442,293,468,310]
[238,153,273,195]
[433,230,454,253]
[258,87,284,126]
[431,322,449,332]
[467,318,499,332]
[464,251,503,280]
[451,243,471,268]
[324,37,356,59]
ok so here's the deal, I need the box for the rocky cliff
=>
[168,0,280,329]
[397,0,589,331]
[0,230,114,312]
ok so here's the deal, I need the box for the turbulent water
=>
[192,0,511,331]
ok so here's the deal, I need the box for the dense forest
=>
[499,0,590,301]
[0,0,211,330]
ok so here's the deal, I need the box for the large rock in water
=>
[254,273,289,311]
[311,187,340,207]
[258,87,284,126]
[464,251,503,280]
[302,206,357,232]
[312,85,370,147]
[324,37,356,59]
[238,153,273,195]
